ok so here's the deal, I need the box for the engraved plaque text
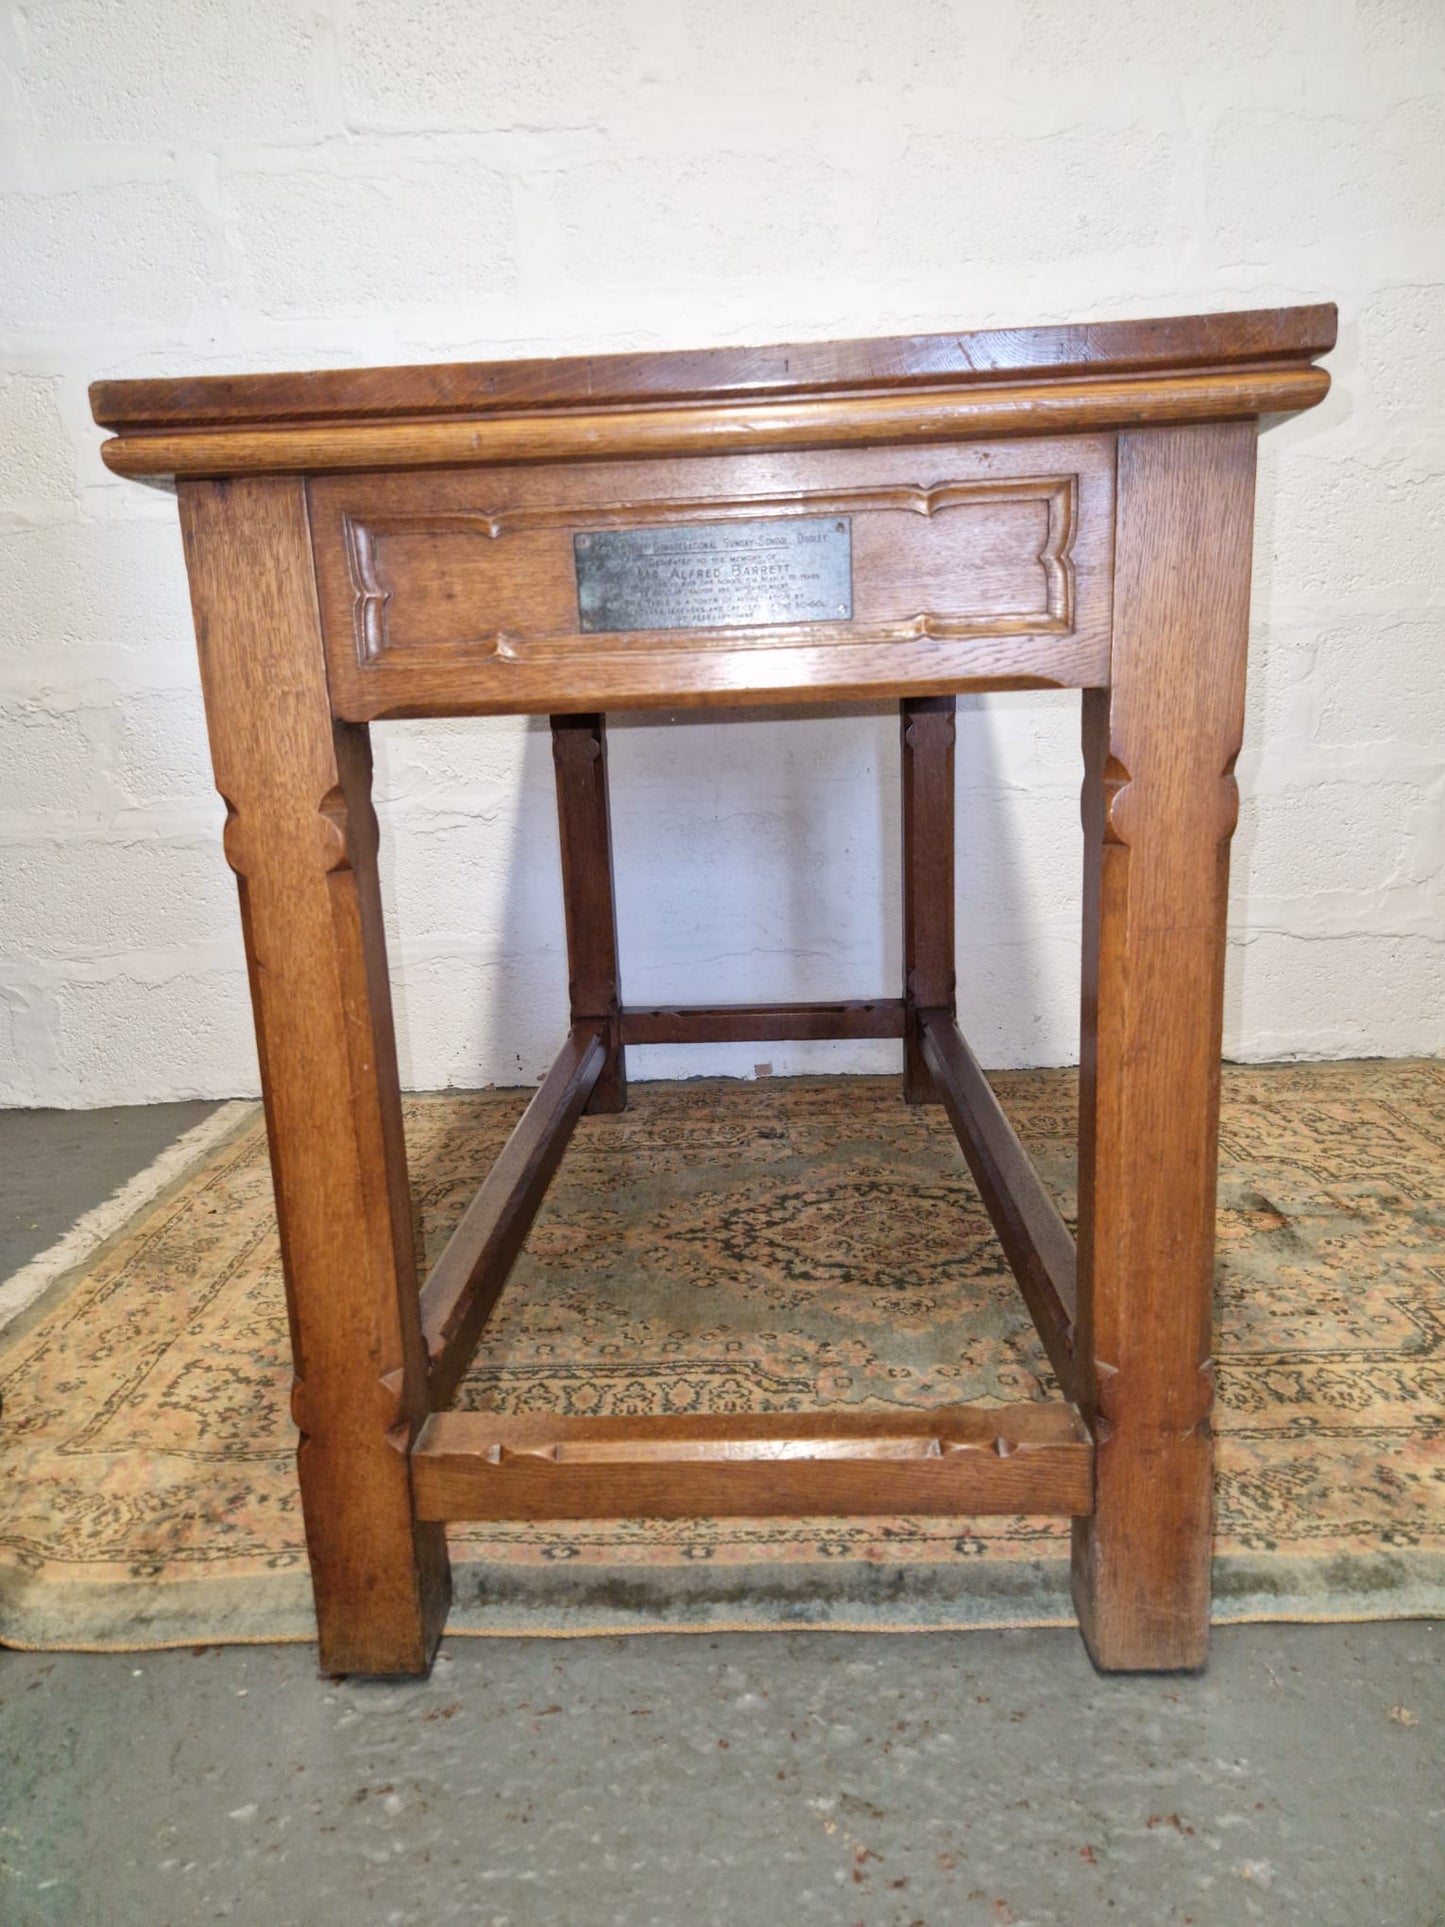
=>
[575,516,852,634]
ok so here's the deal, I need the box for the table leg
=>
[901,696,956,1102]
[179,476,449,1676]
[1071,423,1256,1672]
[551,713,627,1112]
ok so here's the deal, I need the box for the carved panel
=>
[309,438,1115,717]
[343,476,1077,663]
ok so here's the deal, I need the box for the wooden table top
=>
[91,304,1336,483]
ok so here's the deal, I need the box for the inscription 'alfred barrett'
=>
[574,516,852,635]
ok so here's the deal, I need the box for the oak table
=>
[91,304,1336,1675]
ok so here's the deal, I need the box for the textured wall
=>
[1,0,1441,1106]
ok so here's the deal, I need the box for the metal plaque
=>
[574,516,852,635]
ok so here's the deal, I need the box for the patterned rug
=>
[1,1062,1442,1650]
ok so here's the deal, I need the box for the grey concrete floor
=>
[0,1099,220,1279]
[1,1102,1442,1927]
[2,1626,1443,1926]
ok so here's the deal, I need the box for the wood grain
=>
[619,1000,907,1045]
[551,716,626,1111]
[96,366,1328,482]
[919,1009,1078,1400]
[421,1024,605,1407]
[90,303,1337,431]
[307,438,1114,719]
[901,697,957,1102]
[411,1403,1094,1522]
[177,475,448,1676]
[1070,421,1258,1673]
[343,480,1072,657]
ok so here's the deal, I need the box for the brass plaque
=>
[575,516,852,634]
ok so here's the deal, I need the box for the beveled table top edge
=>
[90,303,1338,435]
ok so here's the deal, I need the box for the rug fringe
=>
[8,1606,1441,1656]
[0,1101,258,1336]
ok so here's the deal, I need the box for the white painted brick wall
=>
[1,0,1441,1106]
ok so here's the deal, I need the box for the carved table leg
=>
[1072,423,1256,1672]
[552,714,627,1112]
[901,696,956,1102]
[179,477,449,1676]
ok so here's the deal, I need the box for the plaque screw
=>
[577,533,590,549]
[836,521,845,533]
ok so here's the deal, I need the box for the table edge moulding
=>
[89,304,1337,1677]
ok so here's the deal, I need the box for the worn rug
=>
[2,1062,1442,1650]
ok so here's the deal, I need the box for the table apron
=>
[307,435,1116,719]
